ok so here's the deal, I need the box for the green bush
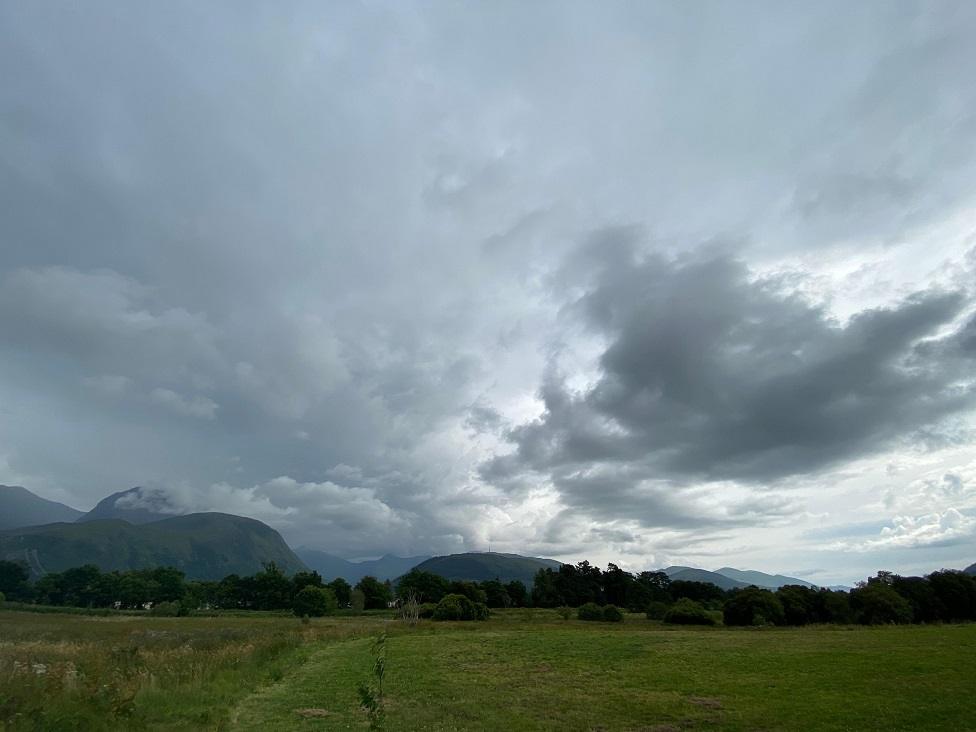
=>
[602,604,624,622]
[0,591,5,604]
[555,606,573,620]
[292,586,338,618]
[577,602,604,621]
[723,588,785,627]
[149,600,188,617]
[663,598,715,625]
[432,593,488,621]
[418,602,438,619]
[645,601,668,620]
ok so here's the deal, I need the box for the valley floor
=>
[2,609,974,731]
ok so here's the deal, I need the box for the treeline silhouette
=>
[1,558,973,625]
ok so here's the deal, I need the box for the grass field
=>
[2,609,974,731]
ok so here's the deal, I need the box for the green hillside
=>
[663,566,748,590]
[715,566,816,589]
[0,512,306,580]
[412,552,562,586]
[0,485,83,530]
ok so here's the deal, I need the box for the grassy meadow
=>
[2,608,974,731]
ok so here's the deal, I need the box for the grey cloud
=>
[486,234,976,494]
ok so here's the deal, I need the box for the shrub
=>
[577,602,604,621]
[850,582,913,625]
[555,606,573,620]
[149,601,188,617]
[645,601,668,620]
[418,602,437,619]
[432,593,488,621]
[723,588,785,627]
[664,598,715,625]
[0,591,5,604]
[293,586,338,617]
[602,604,623,622]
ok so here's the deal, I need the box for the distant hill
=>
[714,567,816,589]
[0,512,306,580]
[413,552,562,586]
[663,566,749,590]
[297,549,431,583]
[77,486,183,524]
[0,485,83,530]
[964,562,975,576]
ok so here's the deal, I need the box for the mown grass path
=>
[232,621,976,731]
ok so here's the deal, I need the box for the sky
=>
[1,1,975,585]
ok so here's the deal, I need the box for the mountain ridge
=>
[0,485,84,530]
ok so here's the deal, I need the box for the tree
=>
[0,560,30,601]
[479,579,512,608]
[356,576,392,610]
[329,577,352,607]
[602,564,635,608]
[723,587,785,626]
[891,575,942,623]
[291,570,324,594]
[531,568,563,608]
[251,562,293,610]
[927,570,976,621]
[396,570,449,603]
[629,571,670,611]
[670,580,726,605]
[664,598,715,625]
[850,582,913,625]
[448,580,487,605]
[776,585,817,625]
[432,593,488,621]
[293,586,338,617]
[505,580,528,607]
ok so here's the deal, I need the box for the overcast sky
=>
[2,1,975,584]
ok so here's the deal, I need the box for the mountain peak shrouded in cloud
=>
[2,2,976,585]
[78,486,186,524]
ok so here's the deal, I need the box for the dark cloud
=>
[486,233,976,494]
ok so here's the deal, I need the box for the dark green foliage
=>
[927,570,976,621]
[358,632,387,730]
[431,593,488,621]
[891,575,942,623]
[602,604,623,622]
[417,602,437,619]
[0,559,31,600]
[664,598,715,625]
[723,587,785,626]
[670,579,727,604]
[396,569,450,603]
[291,570,323,593]
[505,580,528,607]
[328,577,352,606]
[292,586,338,617]
[479,579,512,608]
[776,585,818,625]
[355,576,393,610]
[645,601,669,620]
[448,580,487,605]
[555,606,573,620]
[150,600,188,617]
[576,602,604,621]
[850,580,913,625]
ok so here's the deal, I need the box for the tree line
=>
[1,557,974,625]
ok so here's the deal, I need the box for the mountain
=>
[412,552,563,586]
[964,563,975,576]
[297,549,431,583]
[77,486,183,524]
[0,485,83,530]
[663,566,749,590]
[714,567,816,589]
[0,512,306,580]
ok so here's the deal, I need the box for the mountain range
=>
[966,562,976,576]
[297,548,431,583]
[412,552,563,586]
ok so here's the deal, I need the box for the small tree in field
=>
[293,586,337,617]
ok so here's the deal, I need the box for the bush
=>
[645,601,668,620]
[577,602,604,621]
[0,591,5,604]
[292,586,338,617]
[850,582,913,625]
[149,600,188,617]
[555,606,573,620]
[418,602,437,619]
[432,593,488,621]
[602,604,623,622]
[664,598,715,625]
[723,588,785,627]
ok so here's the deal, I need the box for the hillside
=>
[297,549,430,583]
[663,566,749,590]
[0,485,83,530]
[0,512,306,579]
[77,486,183,524]
[965,563,975,576]
[715,567,816,589]
[413,552,562,586]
